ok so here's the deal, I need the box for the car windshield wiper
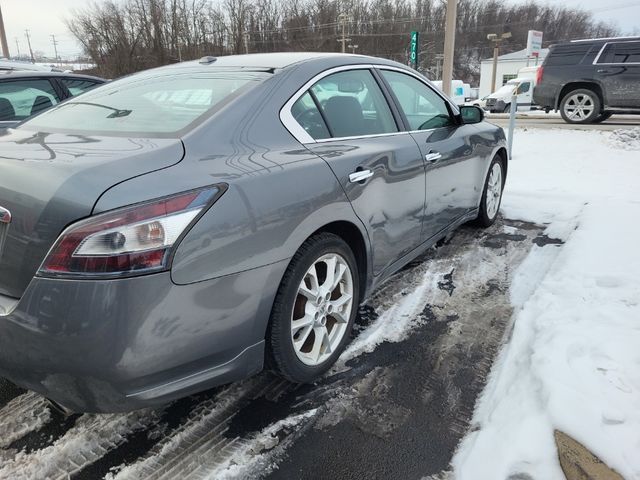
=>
[70,101,132,118]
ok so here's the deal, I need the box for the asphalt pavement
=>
[0,218,564,480]
[487,113,639,131]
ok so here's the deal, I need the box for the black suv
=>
[533,37,640,124]
[0,70,105,131]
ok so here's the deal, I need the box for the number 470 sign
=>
[410,31,419,68]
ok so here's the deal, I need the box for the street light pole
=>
[337,13,350,53]
[487,32,512,93]
[441,0,458,96]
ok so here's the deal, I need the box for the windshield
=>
[24,69,269,136]
[492,83,517,97]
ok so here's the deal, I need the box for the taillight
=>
[38,185,225,278]
[536,66,544,85]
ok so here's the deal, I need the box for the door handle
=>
[425,152,442,162]
[597,69,609,73]
[349,169,374,183]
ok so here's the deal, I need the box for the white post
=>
[507,93,517,159]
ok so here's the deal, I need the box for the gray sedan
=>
[0,53,507,413]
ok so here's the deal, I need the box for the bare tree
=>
[66,0,619,81]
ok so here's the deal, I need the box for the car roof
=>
[569,35,640,45]
[171,52,398,70]
[0,70,105,82]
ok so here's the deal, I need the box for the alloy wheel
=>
[291,253,354,366]
[486,162,502,219]
[563,93,595,121]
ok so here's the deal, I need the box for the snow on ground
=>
[453,127,640,480]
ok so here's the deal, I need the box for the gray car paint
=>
[0,53,506,412]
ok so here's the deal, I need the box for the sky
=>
[1,0,639,59]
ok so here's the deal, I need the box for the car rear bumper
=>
[532,84,556,109]
[0,260,289,413]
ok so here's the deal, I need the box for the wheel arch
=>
[555,81,604,111]
[495,146,508,181]
[308,220,370,302]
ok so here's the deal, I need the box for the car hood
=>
[0,128,185,298]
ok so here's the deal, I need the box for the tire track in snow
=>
[0,408,158,480]
[0,392,51,449]
[109,375,295,480]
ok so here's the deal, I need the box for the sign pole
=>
[410,31,419,70]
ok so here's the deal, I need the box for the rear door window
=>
[60,78,101,96]
[309,69,397,138]
[291,92,331,140]
[596,42,640,64]
[0,79,60,121]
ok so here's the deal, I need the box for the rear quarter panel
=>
[93,65,372,287]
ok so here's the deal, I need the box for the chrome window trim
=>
[593,41,640,66]
[280,63,456,145]
[312,130,413,143]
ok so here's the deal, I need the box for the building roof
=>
[481,48,549,63]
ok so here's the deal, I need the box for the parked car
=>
[0,70,105,131]
[533,36,640,123]
[0,53,507,413]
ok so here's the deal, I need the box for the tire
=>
[475,155,505,228]
[560,89,601,124]
[593,111,613,123]
[267,232,360,383]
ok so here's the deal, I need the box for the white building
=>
[478,48,549,98]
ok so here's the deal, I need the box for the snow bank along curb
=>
[453,129,640,480]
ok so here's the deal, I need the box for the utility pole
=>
[441,0,458,96]
[24,29,34,62]
[14,37,20,58]
[348,44,358,54]
[243,31,249,55]
[50,34,59,62]
[435,53,445,80]
[487,32,512,93]
[337,13,350,53]
[0,4,10,58]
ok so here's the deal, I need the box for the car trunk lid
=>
[0,128,185,298]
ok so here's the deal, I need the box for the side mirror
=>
[460,105,484,124]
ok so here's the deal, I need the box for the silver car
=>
[0,53,507,412]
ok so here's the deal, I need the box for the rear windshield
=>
[23,69,269,136]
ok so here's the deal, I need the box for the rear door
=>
[595,41,640,107]
[285,67,426,275]
[0,78,62,130]
[377,68,484,239]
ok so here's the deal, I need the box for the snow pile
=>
[606,127,640,151]
[453,129,640,480]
